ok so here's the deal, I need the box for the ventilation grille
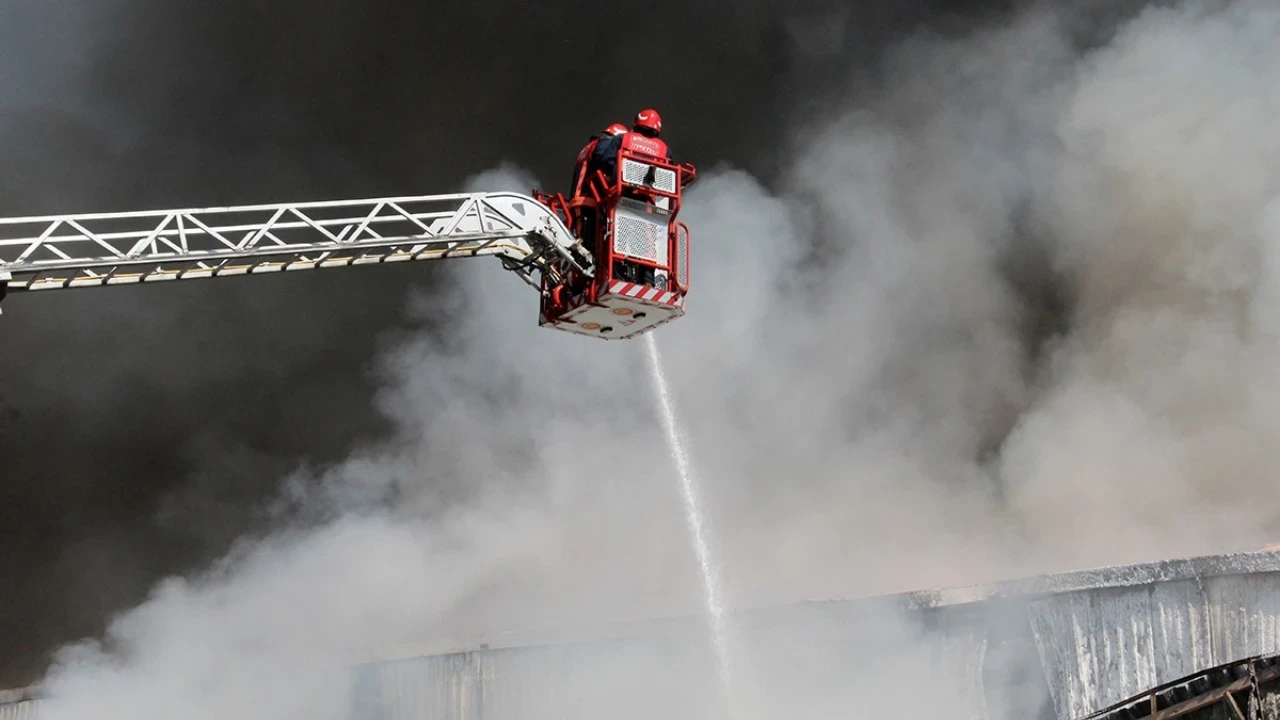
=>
[612,201,668,264]
[677,223,689,289]
[621,160,677,194]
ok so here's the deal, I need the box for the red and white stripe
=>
[606,280,682,307]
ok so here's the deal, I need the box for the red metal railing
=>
[582,150,696,296]
[534,147,697,317]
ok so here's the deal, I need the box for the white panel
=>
[677,224,689,289]
[612,203,668,264]
[620,160,677,194]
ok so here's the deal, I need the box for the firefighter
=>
[589,108,673,186]
[571,122,627,198]
[621,108,672,160]
[591,109,675,288]
[566,123,627,271]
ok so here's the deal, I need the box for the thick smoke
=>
[14,0,1280,717]
[999,0,1280,564]
[0,0,883,683]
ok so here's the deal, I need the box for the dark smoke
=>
[0,0,1054,686]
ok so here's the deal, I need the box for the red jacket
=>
[621,132,671,160]
[576,137,601,166]
[571,135,605,195]
[586,131,674,189]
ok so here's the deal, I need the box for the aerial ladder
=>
[0,150,696,340]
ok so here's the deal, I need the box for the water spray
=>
[644,334,741,720]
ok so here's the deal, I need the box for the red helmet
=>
[633,108,662,135]
[604,122,627,136]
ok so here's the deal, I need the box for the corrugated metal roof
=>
[1029,567,1280,720]
[349,549,1280,720]
[348,597,994,720]
[7,549,1280,720]
[354,630,726,720]
[900,549,1280,611]
[0,699,38,720]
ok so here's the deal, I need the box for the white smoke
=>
[28,0,1280,718]
[1000,0,1280,565]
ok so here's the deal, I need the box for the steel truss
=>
[1100,656,1280,720]
[0,192,593,302]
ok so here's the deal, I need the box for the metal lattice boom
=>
[0,192,593,297]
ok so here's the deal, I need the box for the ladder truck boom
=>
[0,150,697,341]
[0,191,592,299]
